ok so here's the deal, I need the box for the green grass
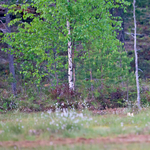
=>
[1,143,150,150]
[1,108,150,149]
[39,143,150,150]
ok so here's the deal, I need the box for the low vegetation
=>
[0,108,150,149]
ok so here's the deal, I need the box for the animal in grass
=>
[127,112,134,117]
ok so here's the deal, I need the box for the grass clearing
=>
[0,108,150,149]
[1,143,150,150]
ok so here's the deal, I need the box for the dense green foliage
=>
[0,0,135,110]
[3,1,131,83]
[1,0,150,110]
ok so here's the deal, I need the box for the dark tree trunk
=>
[116,9,125,44]
[110,8,125,44]
[5,8,17,96]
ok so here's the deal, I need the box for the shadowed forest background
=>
[0,0,150,112]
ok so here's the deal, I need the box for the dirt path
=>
[1,134,150,148]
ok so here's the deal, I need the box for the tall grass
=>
[0,108,150,142]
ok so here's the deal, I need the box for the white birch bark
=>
[133,0,141,109]
[67,0,74,90]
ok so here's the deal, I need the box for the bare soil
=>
[1,134,150,148]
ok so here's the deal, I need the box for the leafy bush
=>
[49,84,80,103]
[94,87,126,109]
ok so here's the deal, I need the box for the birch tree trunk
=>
[133,0,140,109]
[67,0,74,90]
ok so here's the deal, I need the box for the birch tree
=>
[133,0,141,109]
[67,0,74,90]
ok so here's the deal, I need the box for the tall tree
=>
[5,0,16,96]
[133,0,140,109]
[67,0,74,90]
